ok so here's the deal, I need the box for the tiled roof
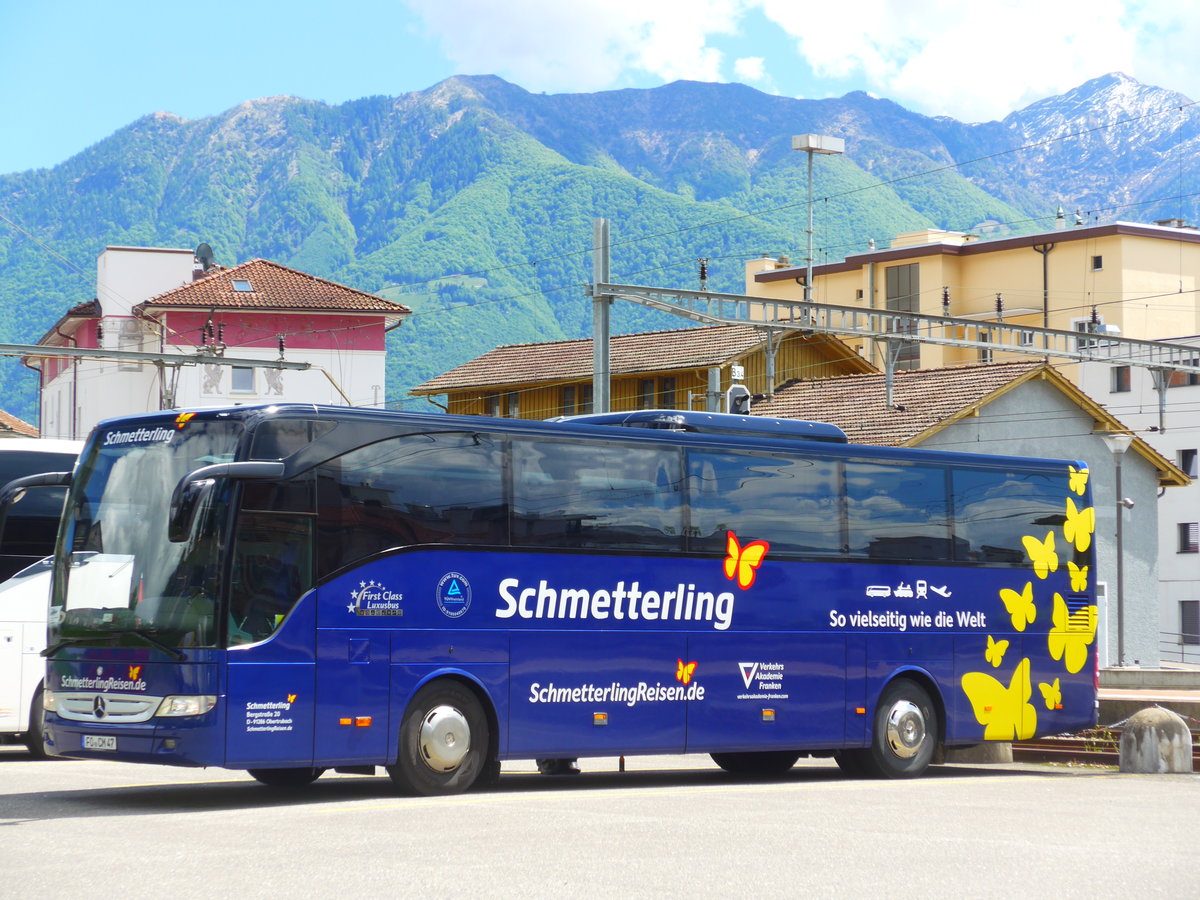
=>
[412,324,864,393]
[0,410,38,437]
[136,259,409,315]
[66,300,98,317]
[752,360,1186,485]
[756,360,1062,446]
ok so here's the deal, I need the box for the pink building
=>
[30,246,409,439]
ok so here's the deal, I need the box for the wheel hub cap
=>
[885,700,926,759]
[418,704,471,772]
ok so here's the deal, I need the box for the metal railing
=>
[1159,631,1200,664]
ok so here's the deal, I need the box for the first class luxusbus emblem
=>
[436,572,471,618]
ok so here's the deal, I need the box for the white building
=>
[1081,346,1200,663]
[30,246,409,439]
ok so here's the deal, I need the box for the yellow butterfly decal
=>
[985,635,1009,668]
[127,665,142,681]
[1068,465,1089,496]
[1022,530,1058,579]
[174,411,196,430]
[1068,560,1089,592]
[1063,498,1095,553]
[286,693,298,704]
[1039,678,1063,711]
[999,581,1036,632]
[1048,593,1097,674]
[961,657,1036,740]
[675,659,697,686]
[724,531,769,590]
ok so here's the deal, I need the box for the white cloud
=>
[757,0,1140,121]
[402,0,1191,120]
[403,0,744,92]
[734,56,767,83]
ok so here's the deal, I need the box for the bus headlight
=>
[156,695,217,717]
[42,690,57,711]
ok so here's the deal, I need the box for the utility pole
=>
[591,218,612,414]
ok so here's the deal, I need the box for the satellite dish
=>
[195,243,215,271]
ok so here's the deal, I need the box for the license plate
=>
[82,735,116,751]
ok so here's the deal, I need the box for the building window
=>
[560,386,577,416]
[579,385,594,415]
[232,279,254,292]
[1072,318,1105,350]
[1167,360,1200,388]
[118,319,144,372]
[1019,330,1035,347]
[231,366,254,394]
[1182,601,1200,646]
[485,394,500,417]
[639,379,656,410]
[1111,366,1131,393]
[1180,522,1199,554]
[1091,255,1103,271]
[659,377,677,410]
[978,332,993,364]
[1180,449,1198,478]
[885,263,920,369]
[506,392,519,418]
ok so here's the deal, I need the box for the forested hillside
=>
[0,72,1193,423]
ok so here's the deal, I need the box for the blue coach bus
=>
[40,405,1098,793]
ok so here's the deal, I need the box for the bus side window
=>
[314,432,506,580]
[952,468,1062,565]
[511,439,684,551]
[845,461,952,561]
[686,450,842,556]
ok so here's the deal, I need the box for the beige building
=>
[410,324,874,419]
[746,221,1200,376]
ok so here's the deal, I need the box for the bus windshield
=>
[49,418,243,650]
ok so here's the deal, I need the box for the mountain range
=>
[0,71,1196,424]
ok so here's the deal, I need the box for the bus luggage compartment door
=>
[314,630,391,764]
[508,633,686,756]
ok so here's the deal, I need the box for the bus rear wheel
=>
[388,680,490,796]
[248,767,325,787]
[710,750,801,775]
[854,678,937,779]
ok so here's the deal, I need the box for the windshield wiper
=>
[42,630,186,661]
[42,636,100,657]
[128,630,186,661]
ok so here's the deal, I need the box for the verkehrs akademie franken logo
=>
[437,572,472,618]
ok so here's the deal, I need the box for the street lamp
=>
[792,134,845,303]
[1102,432,1135,666]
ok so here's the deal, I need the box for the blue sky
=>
[2,0,1196,175]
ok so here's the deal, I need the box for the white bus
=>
[0,439,81,756]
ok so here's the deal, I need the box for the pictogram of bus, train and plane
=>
[863,580,953,600]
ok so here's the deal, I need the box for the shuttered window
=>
[1179,523,1199,553]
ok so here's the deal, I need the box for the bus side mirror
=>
[168,461,286,543]
[0,471,72,547]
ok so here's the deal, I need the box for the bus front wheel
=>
[851,678,937,779]
[23,686,48,759]
[388,680,490,796]
[710,750,801,775]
